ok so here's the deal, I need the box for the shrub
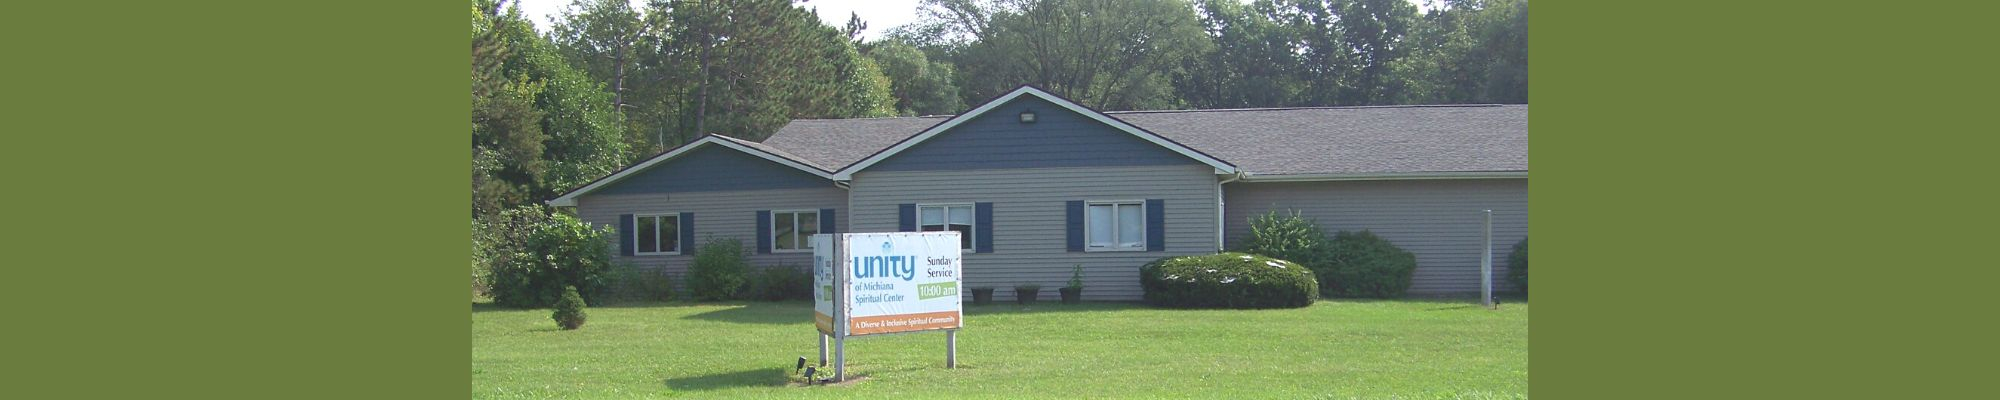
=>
[745,264,812,301]
[604,262,675,303]
[1240,210,1337,296]
[1507,238,1528,294]
[487,208,616,308]
[1140,252,1317,309]
[1067,264,1084,290]
[1323,230,1417,298]
[686,237,750,301]
[552,285,588,330]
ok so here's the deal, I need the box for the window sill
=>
[1084,247,1146,253]
[772,249,813,254]
[633,252,682,256]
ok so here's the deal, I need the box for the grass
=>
[472,298,1527,399]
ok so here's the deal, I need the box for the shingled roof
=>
[760,104,1526,177]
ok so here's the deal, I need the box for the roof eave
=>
[1239,171,1527,182]
[545,135,835,207]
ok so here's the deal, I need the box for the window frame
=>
[769,209,822,254]
[917,203,977,252]
[632,212,683,256]
[1084,200,1147,252]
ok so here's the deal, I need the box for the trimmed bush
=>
[745,264,811,301]
[686,237,749,301]
[1323,230,1417,298]
[552,285,588,330]
[605,262,675,303]
[1140,252,1317,309]
[1240,210,1334,274]
[1507,238,1528,295]
[487,208,616,308]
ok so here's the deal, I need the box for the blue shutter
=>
[1066,201,1085,252]
[756,210,772,254]
[975,202,994,253]
[819,208,837,234]
[679,212,696,255]
[618,214,635,256]
[1146,199,1165,252]
[898,204,917,232]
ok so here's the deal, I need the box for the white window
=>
[1086,201,1145,251]
[919,204,975,251]
[771,210,821,253]
[634,214,681,255]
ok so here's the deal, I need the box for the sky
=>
[509,0,925,40]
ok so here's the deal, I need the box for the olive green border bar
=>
[9,1,467,398]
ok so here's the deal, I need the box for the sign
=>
[812,232,963,381]
[813,232,963,336]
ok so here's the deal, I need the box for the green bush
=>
[1507,238,1528,294]
[745,264,811,301]
[1139,252,1317,309]
[552,285,588,330]
[487,208,616,308]
[1323,230,1417,298]
[1240,210,1334,276]
[604,262,675,303]
[686,237,750,301]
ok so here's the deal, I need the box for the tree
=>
[1177,0,1307,108]
[472,0,629,213]
[865,39,965,115]
[915,0,1212,110]
[549,0,682,159]
[660,0,895,141]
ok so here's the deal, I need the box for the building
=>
[549,86,1526,299]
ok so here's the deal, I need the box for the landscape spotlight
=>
[795,356,807,372]
[803,366,818,382]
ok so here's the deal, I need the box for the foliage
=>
[912,0,1213,110]
[686,237,750,301]
[1139,252,1316,308]
[1067,264,1084,289]
[486,208,617,308]
[552,285,589,330]
[1507,237,1527,294]
[473,1,630,214]
[864,39,964,115]
[1239,210,1335,293]
[1323,230,1417,298]
[744,264,812,301]
[604,262,676,302]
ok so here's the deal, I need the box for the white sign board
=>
[813,232,963,337]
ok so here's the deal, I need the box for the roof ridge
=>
[1105,104,1515,115]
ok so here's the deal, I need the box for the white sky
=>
[509,0,925,40]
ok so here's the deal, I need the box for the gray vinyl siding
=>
[850,164,1220,301]
[575,187,849,275]
[870,96,1201,171]
[1223,179,1528,294]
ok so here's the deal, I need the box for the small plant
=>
[1060,265,1084,304]
[1014,284,1041,305]
[687,237,749,301]
[552,285,588,330]
[970,287,995,306]
[1507,238,1528,295]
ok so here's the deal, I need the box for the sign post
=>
[812,232,964,382]
[1482,209,1495,310]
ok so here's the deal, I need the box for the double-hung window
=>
[771,210,820,252]
[634,214,681,255]
[918,204,975,251]
[1086,201,1145,251]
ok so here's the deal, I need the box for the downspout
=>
[1216,172,1244,252]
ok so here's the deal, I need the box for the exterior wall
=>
[1223,179,1528,294]
[595,144,828,196]
[850,164,1221,301]
[871,96,1197,171]
[576,187,849,275]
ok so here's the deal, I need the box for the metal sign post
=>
[1482,210,1495,310]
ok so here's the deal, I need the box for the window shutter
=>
[618,214,635,256]
[680,212,696,255]
[1146,199,1165,252]
[756,210,772,254]
[820,208,837,234]
[1066,201,1085,252]
[975,202,994,253]
[898,203,916,232]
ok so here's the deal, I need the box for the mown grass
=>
[472,298,1527,399]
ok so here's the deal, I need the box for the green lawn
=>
[472,299,1527,399]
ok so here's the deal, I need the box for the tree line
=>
[471,0,1526,217]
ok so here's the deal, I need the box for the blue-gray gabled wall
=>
[594,144,830,195]
[871,97,1202,171]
